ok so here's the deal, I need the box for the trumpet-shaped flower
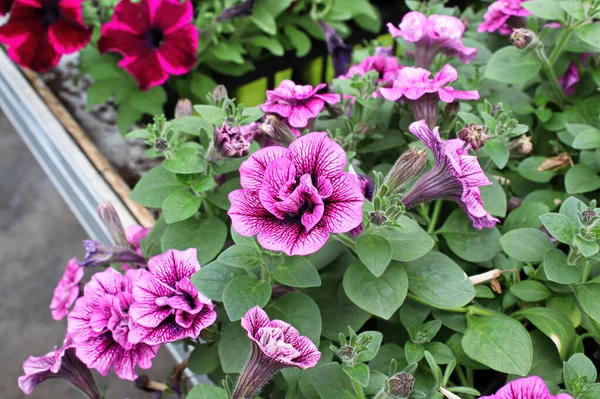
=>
[0,0,13,15]
[50,257,83,321]
[261,80,341,128]
[402,120,499,229]
[67,269,159,381]
[0,0,92,71]
[480,376,573,399]
[129,248,217,345]
[98,0,198,91]
[558,62,580,96]
[478,0,531,35]
[228,133,364,256]
[341,56,402,87]
[387,12,477,67]
[379,65,479,128]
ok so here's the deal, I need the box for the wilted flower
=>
[558,62,580,96]
[129,248,217,345]
[478,0,531,35]
[97,202,127,246]
[481,376,573,399]
[0,0,92,72]
[18,339,100,398]
[341,56,401,87]
[228,133,364,255]
[98,0,198,90]
[67,269,159,380]
[508,135,533,157]
[174,99,193,119]
[259,115,298,147]
[457,123,490,151]
[402,120,499,229]
[538,153,573,172]
[387,12,477,68]
[379,65,479,128]
[231,306,320,399]
[217,0,255,22]
[321,22,353,77]
[261,80,341,128]
[77,239,147,268]
[385,147,428,193]
[210,122,254,159]
[510,28,536,49]
[388,372,414,397]
[50,258,83,321]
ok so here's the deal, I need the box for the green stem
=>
[352,380,367,399]
[203,200,216,217]
[534,46,567,108]
[333,234,357,252]
[581,261,592,283]
[548,27,572,65]
[406,294,496,316]
[455,366,469,388]
[427,200,443,234]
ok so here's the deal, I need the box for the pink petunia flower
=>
[558,62,580,96]
[67,268,159,381]
[0,0,13,15]
[260,80,341,128]
[387,12,477,68]
[98,0,198,91]
[480,376,573,399]
[231,306,320,399]
[50,257,84,321]
[18,339,100,398]
[379,64,479,128]
[0,0,92,72]
[402,120,499,229]
[128,248,217,345]
[228,132,364,256]
[126,225,150,255]
[478,0,531,35]
[340,55,402,87]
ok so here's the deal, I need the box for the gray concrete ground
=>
[0,110,173,398]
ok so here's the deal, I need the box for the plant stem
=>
[406,294,497,316]
[427,200,443,234]
[534,46,567,108]
[455,366,469,388]
[333,234,357,252]
[203,200,216,217]
[581,261,592,283]
[548,27,572,65]
[352,380,367,399]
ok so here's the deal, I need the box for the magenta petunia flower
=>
[402,120,499,229]
[126,225,150,255]
[478,0,531,35]
[260,80,341,128]
[0,0,92,72]
[67,268,159,381]
[231,306,320,399]
[379,64,479,128]
[341,55,402,87]
[0,0,13,15]
[128,248,217,345]
[481,376,573,399]
[387,12,477,68]
[50,257,84,321]
[558,62,580,96]
[98,0,198,91]
[18,339,100,398]
[228,132,364,256]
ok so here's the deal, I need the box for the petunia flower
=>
[260,80,341,128]
[228,132,364,256]
[379,64,479,128]
[77,239,147,268]
[0,0,13,15]
[478,0,531,35]
[126,225,151,255]
[67,268,159,381]
[208,122,255,160]
[341,56,402,87]
[401,120,499,229]
[558,62,580,96]
[98,0,198,91]
[387,12,477,68]
[231,306,320,399]
[128,248,217,345]
[480,376,573,399]
[320,21,353,77]
[0,0,92,72]
[18,338,100,398]
[50,257,84,321]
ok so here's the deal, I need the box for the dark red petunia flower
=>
[0,0,13,15]
[0,0,91,72]
[98,0,198,91]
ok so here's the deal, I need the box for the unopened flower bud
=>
[458,123,490,151]
[374,46,394,57]
[217,0,255,22]
[508,196,522,211]
[212,85,229,103]
[259,115,297,146]
[174,99,192,119]
[355,122,369,136]
[508,135,533,158]
[320,21,353,77]
[199,324,219,342]
[490,103,502,116]
[339,345,353,359]
[78,240,147,268]
[388,372,414,398]
[210,122,252,160]
[97,202,127,246]
[326,102,345,118]
[460,16,472,30]
[154,137,169,152]
[348,224,363,238]
[385,148,428,194]
[370,211,387,226]
[510,28,536,49]
[581,208,597,225]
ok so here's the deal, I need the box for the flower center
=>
[273,174,331,231]
[42,0,60,25]
[257,327,301,360]
[147,27,164,49]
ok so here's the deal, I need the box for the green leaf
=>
[163,147,205,174]
[161,216,227,264]
[565,165,600,194]
[480,175,507,217]
[568,124,600,149]
[405,341,425,364]
[518,156,556,183]
[343,364,370,387]
[503,202,550,231]
[191,260,246,301]
[343,261,408,319]
[355,234,392,277]
[273,257,321,288]
[511,280,552,302]
[424,342,456,365]
[520,330,564,384]
[247,36,284,56]
[462,315,533,376]
[574,23,600,48]
[193,176,218,193]
[539,213,575,244]
[575,235,599,257]
[356,331,383,362]
[206,177,240,210]
[267,292,322,345]
[483,139,510,169]
[223,276,271,321]
[499,228,554,263]
[212,42,246,64]
[130,165,184,208]
[171,116,214,137]
[162,190,201,224]
[375,216,434,262]
[187,384,228,399]
[404,251,475,309]
[523,0,565,20]
[485,46,542,84]
[559,1,586,20]
[543,249,581,284]
[217,244,263,270]
[251,0,277,35]
[284,25,311,57]
[218,321,250,373]
[566,353,597,383]
[187,344,219,375]
[308,363,360,399]
[190,72,217,100]
[241,107,264,123]
[575,283,600,323]
[193,105,226,126]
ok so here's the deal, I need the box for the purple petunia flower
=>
[402,120,499,229]
[231,306,320,399]
[379,64,479,128]
[50,257,84,321]
[478,0,531,35]
[67,268,159,381]
[126,225,151,255]
[387,12,477,68]
[480,376,573,399]
[321,21,353,77]
[558,62,580,96]
[128,248,217,345]
[340,55,402,87]
[228,132,364,256]
[260,80,341,128]
[18,338,100,398]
